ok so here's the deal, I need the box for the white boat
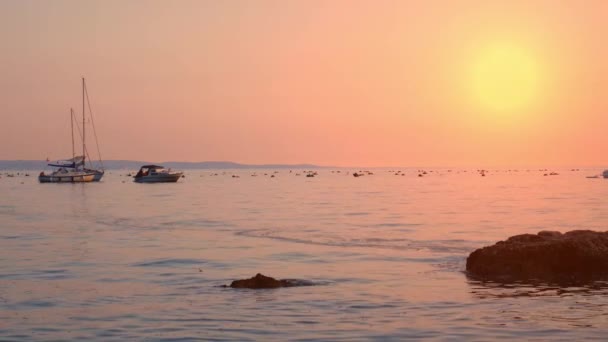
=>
[39,167,96,183]
[39,156,96,183]
[39,158,99,183]
[133,165,183,183]
[39,110,96,183]
[39,78,105,183]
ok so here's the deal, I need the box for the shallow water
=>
[1,168,608,340]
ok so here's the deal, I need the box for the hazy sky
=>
[1,0,607,167]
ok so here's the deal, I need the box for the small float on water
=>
[133,165,183,183]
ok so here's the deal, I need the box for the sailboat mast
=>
[71,108,75,161]
[82,77,86,168]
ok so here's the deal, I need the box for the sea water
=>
[1,168,608,340]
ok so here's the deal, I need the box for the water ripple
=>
[236,229,477,254]
[3,169,608,340]
[133,258,210,268]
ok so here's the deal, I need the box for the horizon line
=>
[0,159,607,170]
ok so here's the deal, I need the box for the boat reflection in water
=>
[133,165,183,183]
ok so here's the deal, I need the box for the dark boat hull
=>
[133,173,182,183]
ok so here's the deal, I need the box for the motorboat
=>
[133,165,183,183]
[603,170,608,179]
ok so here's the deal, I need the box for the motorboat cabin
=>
[133,165,183,183]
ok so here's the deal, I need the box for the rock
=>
[228,273,307,289]
[466,230,608,283]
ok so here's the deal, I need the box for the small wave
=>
[433,256,467,273]
[268,252,330,263]
[468,279,608,298]
[281,279,328,287]
[0,205,15,215]
[16,299,56,308]
[96,216,230,231]
[372,222,423,228]
[95,217,145,230]
[0,269,72,280]
[161,219,227,228]
[133,258,207,267]
[344,212,369,216]
[236,229,477,254]
[96,277,133,283]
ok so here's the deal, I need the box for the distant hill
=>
[0,160,322,170]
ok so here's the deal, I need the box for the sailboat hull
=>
[92,172,104,182]
[85,169,104,182]
[39,172,96,183]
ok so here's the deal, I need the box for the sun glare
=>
[470,43,541,116]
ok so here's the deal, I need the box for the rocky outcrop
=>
[227,273,314,289]
[466,230,608,283]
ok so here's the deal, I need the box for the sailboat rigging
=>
[78,78,104,181]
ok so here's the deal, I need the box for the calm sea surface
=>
[2,168,608,341]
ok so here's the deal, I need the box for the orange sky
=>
[1,0,606,167]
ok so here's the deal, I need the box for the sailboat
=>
[38,110,96,183]
[39,78,105,183]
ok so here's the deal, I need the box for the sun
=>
[469,43,541,115]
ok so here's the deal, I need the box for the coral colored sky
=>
[1,0,607,167]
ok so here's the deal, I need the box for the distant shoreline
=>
[0,160,604,171]
[0,160,323,170]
